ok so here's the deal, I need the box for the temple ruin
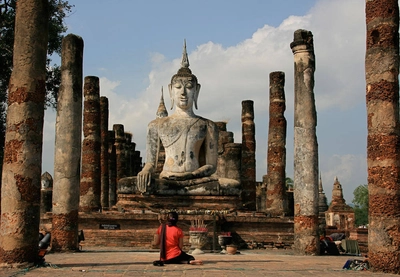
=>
[1,2,399,273]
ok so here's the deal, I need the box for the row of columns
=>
[50,36,142,251]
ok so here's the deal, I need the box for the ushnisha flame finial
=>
[181,39,189,68]
[171,40,198,84]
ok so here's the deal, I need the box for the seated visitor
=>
[153,212,203,265]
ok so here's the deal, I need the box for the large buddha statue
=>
[120,41,240,196]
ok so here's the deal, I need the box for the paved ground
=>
[1,248,399,277]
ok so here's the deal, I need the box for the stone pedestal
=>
[116,194,242,211]
[189,231,208,254]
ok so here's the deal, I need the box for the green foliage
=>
[285,177,293,190]
[352,184,368,226]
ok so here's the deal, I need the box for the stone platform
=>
[40,210,294,249]
[116,194,243,211]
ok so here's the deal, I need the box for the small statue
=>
[122,40,240,196]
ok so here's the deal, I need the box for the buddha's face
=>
[169,76,200,110]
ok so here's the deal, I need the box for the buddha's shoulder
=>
[197,117,217,127]
[147,117,169,127]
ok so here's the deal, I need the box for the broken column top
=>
[290,29,314,50]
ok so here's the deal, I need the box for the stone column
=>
[365,0,400,273]
[131,142,136,173]
[241,100,256,210]
[108,130,117,206]
[290,29,319,255]
[80,76,101,212]
[114,124,126,182]
[52,34,83,251]
[100,96,109,209]
[133,151,142,176]
[266,71,287,216]
[124,133,132,176]
[0,0,48,264]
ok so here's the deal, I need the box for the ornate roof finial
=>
[156,86,168,118]
[181,39,189,68]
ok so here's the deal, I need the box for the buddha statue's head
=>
[168,40,201,111]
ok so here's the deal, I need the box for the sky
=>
[43,0,370,204]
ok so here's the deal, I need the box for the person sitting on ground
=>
[153,212,203,265]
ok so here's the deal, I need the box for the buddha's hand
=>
[137,169,152,193]
[160,171,194,181]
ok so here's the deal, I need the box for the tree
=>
[285,177,293,190]
[352,184,368,226]
[0,0,72,177]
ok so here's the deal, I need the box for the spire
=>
[318,172,328,213]
[319,172,323,193]
[156,87,168,118]
[331,176,345,205]
[181,39,189,68]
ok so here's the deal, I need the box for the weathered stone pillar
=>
[124,133,132,176]
[133,151,142,176]
[108,130,117,207]
[266,71,287,216]
[215,122,232,177]
[290,29,319,255]
[260,175,268,212]
[365,0,400,273]
[241,100,256,210]
[114,124,126,182]
[0,0,48,264]
[129,141,136,176]
[52,34,83,251]
[100,96,109,209]
[80,76,101,212]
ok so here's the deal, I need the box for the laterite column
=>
[80,76,101,212]
[0,0,48,264]
[100,96,109,209]
[52,34,83,251]
[241,100,256,210]
[266,71,287,216]
[290,29,319,255]
[365,0,400,273]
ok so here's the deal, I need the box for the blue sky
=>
[43,0,370,203]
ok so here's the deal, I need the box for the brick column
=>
[124,133,132,176]
[266,71,288,216]
[52,34,83,250]
[108,130,117,206]
[0,0,48,264]
[114,124,126,182]
[241,100,256,210]
[100,96,109,209]
[290,29,319,255]
[365,0,400,272]
[80,76,101,212]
